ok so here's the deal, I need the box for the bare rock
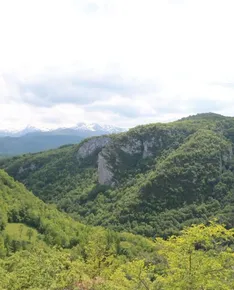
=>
[98,152,114,186]
[120,138,142,155]
[77,137,111,160]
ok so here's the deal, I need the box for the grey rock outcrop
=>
[77,136,111,160]
[96,135,165,185]
[76,132,173,186]
[98,151,114,186]
[120,138,142,155]
[142,138,157,158]
[119,136,161,159]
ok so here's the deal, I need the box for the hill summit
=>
[2,113,234,237]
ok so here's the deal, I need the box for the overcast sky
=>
[1,0,234,130]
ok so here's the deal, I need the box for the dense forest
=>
[1,169,234,289]
[2,113,234,238]
[2,113,234,288]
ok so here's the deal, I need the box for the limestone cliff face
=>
[76,137,111,160]
[98,151,114,186]
[120,138,142,155]
[96,134,173,186]
[142,137,163,158]
[76,136,116,185]
[95,126,194,186]
[118,137,162,158]
[76,127,192,186]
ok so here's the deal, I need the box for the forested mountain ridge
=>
[2,169,234,288]
[0,169,158,289]
[2,113,234,237]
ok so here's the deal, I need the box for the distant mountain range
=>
[0,123,125,137]
[0,123,126,156]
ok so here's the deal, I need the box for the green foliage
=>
[0,169,159,289]
[156,223,234,289]
[2,113,234,238]
[1,163,234,288]
[4,223,37,242]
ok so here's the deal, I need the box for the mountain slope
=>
[2,113,234,237]
[0,169,156,251]
[1,170,234,289]
[0,169,162,289]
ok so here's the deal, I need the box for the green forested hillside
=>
[0,169,157,289]
[2,169,234,289]
[2,113,234,237]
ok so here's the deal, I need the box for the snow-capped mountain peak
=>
[73,122,97,131]
[72,123,125,133]
[0,126,41,137]
[0,123,126,138]
[16,126,42,136]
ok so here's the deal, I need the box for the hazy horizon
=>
[1,0,234,130]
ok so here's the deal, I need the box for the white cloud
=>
[0,0,234,130]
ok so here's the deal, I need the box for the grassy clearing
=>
[4,223,38,242]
